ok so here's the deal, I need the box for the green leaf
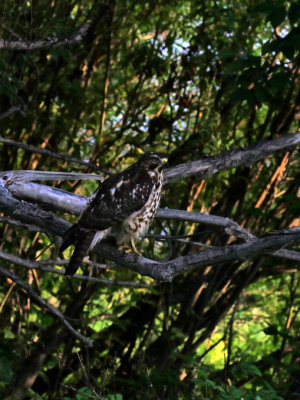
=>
[246,364,262,377]
[4,330,15,339]
[76,387,93,400]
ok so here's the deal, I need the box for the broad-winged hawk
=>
[60,152,168,276]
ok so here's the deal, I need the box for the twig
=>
[0,281,16,312]
[77,353,102,399]
[157,209,256,241]
[0,249,150,288]
[0,24,90,51]
[61,385,99,399]
[225,300,239,372]
[0,137,111,174]
[0,216,50,235]
[39,257,118,270]
[0,263,93,347]
[145,233,213,248]
[0,105,25,120]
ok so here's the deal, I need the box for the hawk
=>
[60,152,168,276]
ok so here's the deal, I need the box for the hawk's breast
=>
[116,170,163,244]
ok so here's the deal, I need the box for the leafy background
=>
[0,0,299,399]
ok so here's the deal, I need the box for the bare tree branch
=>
[0,263,93,347]
[164,131,300,183]
[0,249,150,288]
[92,229,300,281]
[1,132,298,187]
[7,180,86,214]
[1,131,298,215]
[0,105,26,120]
[0,216,50,235]
[0,170,105,183]
[1,131,299,282]
[1,177,299,271]
[0,24,90,51]
[0,137,111,174]
[156,208,256,241]
[0,178,68,236]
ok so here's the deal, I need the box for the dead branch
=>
[0,137,111,174]
[1,177,299,275]
[0,105,26,120]
[92,229,300,281]
[164,131,300,183]
[0,24,90,51]
[0,249,150,288]
[0,178,68,236]
[0,216,50,235]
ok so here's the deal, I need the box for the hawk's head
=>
[138,152,168,171]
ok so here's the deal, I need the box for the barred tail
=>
[62,227,95,277]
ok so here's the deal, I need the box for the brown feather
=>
[64,229,95,277]
[60,152,167,277]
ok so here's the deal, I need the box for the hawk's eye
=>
[150,156,160,165]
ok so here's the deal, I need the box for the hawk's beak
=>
[161,157,169,168]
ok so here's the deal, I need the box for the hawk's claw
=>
[130,238,143,256]
[119,240,142,256]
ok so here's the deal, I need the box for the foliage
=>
[0,0,299,399]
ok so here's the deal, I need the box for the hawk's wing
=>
[78,168,153,230]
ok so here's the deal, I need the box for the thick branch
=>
[0,263,93,347]
[0,24,90,51]
[1,178,299,272]
[164,132,300,183]
[0,178,68,236]
[93,230,300,281]
[2,132,299,188]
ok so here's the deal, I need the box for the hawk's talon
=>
[130,238,143,256]
[119,245,132,254]
[119,241,142,256]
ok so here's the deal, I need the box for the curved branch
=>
[1,177,299,273]
[0,249,149,288]
[0,178,68,236]
[92,230,300,281]
[0,105,25,120]
[2,132,298,186]
[0,137,110,174]
[164,132,300,183]
[0,24,90,51]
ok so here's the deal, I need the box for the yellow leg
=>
[130,238,142,256]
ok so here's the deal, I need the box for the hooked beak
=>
[161,157,169,168]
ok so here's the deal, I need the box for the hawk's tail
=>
[60,223,80,253]
[60,224,95,277]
